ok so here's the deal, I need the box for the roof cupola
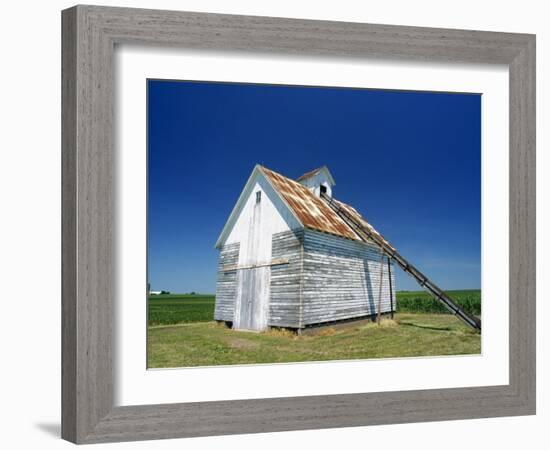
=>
[296,166,335,198]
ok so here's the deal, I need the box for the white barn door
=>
[233,188,271,331]
[235,266,270,331]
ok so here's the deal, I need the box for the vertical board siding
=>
[214,243,240,322]
[221,173,299,250]
[268,229,304,328]
[302,229,396,326]
[234,265,271,331]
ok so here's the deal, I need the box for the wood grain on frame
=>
[61,5,536,444]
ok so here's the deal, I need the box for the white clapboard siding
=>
[302,229,396,326]
[268,229,304,328]
[215,229,396,329]
[214,242,240,322]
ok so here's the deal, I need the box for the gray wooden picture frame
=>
[61,4,536,444]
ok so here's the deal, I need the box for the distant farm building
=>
[214,165,396,332]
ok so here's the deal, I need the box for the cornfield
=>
[396,289,481,316]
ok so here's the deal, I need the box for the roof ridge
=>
[260,165,312,190]
[296,166,324,182]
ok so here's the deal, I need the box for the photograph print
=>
[147,79,482,369]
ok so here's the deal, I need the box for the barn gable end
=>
[215,166,304,331]
[215,166,301,251]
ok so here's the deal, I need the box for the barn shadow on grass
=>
[363,260,377,315]
[399,321,452,332]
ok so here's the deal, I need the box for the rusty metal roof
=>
[260,166,392,248]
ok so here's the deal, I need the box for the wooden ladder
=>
[321,193,481,331]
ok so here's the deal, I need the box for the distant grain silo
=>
[214,165,396,332]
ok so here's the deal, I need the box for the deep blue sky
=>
[148,80,481,293]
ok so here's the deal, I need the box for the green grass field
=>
[147,290,481,368]
[148,314,480,368]
[148,294,215,326]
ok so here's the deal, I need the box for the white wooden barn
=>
[214,165,396,332]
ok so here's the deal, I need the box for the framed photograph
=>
[62,5,535,444]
